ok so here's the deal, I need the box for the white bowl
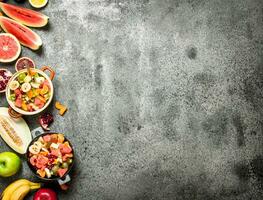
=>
[6,68,54,116]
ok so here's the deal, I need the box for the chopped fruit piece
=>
[21,82,31,93]
[62,153,73,161]
[39,113,53,130]
[59,144,72,154]
[40,85,49,95]
[44,168,51,178]
[31,82,40,89]
[24,75,32,83]
[29,144,41,154]
[43,134,51,142]
[27,90,33,99]
[50,135,58,143]
[9,81,19,91]
[57,134,65,143]
[15,98,22,108]
[55,101,67,116]
[37,169,45,178]
[50,149,60,157]
[21,102,28,111]
[30,155,37,166]
[57,168,67,178]
[34,97,45,108]
[39,151,48,156]
[27,104,33,112]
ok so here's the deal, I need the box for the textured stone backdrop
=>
[1,0,263,199]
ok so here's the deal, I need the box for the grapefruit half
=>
[0,33,21,63]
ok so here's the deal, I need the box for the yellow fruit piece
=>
[40,85,49,95]
[59,107,67,116]
[37,96,46,103]
[55,101,68,116]
[27,90,34,99]
[21,102,28,111]
[37,169,45,178]
[29,0,48,8]
[57,134,65,143]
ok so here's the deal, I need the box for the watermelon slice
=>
[0,16,42,50]
[0,3,49,27]
[58,168,68,178]
[0,33,21,63]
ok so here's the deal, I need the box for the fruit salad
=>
[28,134,73,179]
[8,69,51,112]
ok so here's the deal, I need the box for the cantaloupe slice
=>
[0,107,32,154]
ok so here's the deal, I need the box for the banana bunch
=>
[1,179,41,200]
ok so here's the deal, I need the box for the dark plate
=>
[26,132,74,182]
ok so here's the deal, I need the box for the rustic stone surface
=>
[1,0,263,199]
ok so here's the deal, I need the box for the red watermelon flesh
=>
[0,3,49,28]
[0,16,42,50]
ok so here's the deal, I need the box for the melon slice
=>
[0,2,49,27]
[0,16,42,50]
[0,107,32,154]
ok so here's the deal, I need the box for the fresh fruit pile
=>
[28,133,73,179]
[0,2,71,199]
[9,68,51,112]
[0,68,12,93]
[0,2,49,63]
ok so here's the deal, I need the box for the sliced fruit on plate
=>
[0,16,42,50]
[0,107,32,154]
[0,2,49,27]
[29,0,48,9]
[0,33,21,63]
[0,69,12,93]
[15,57,35,71]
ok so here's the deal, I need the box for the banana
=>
[21,83,31,93]
[9,81,19,91]
[1,179,41,200]
[9,185,30,200]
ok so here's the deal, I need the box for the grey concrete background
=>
[1,0,263,199]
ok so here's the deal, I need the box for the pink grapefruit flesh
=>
[0,33,21,63]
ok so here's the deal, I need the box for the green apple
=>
[0,152,21,177]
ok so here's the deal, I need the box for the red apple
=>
[33,188,57,200]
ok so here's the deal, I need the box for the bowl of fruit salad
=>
[6,66,55,116]
[27,132,74,182]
